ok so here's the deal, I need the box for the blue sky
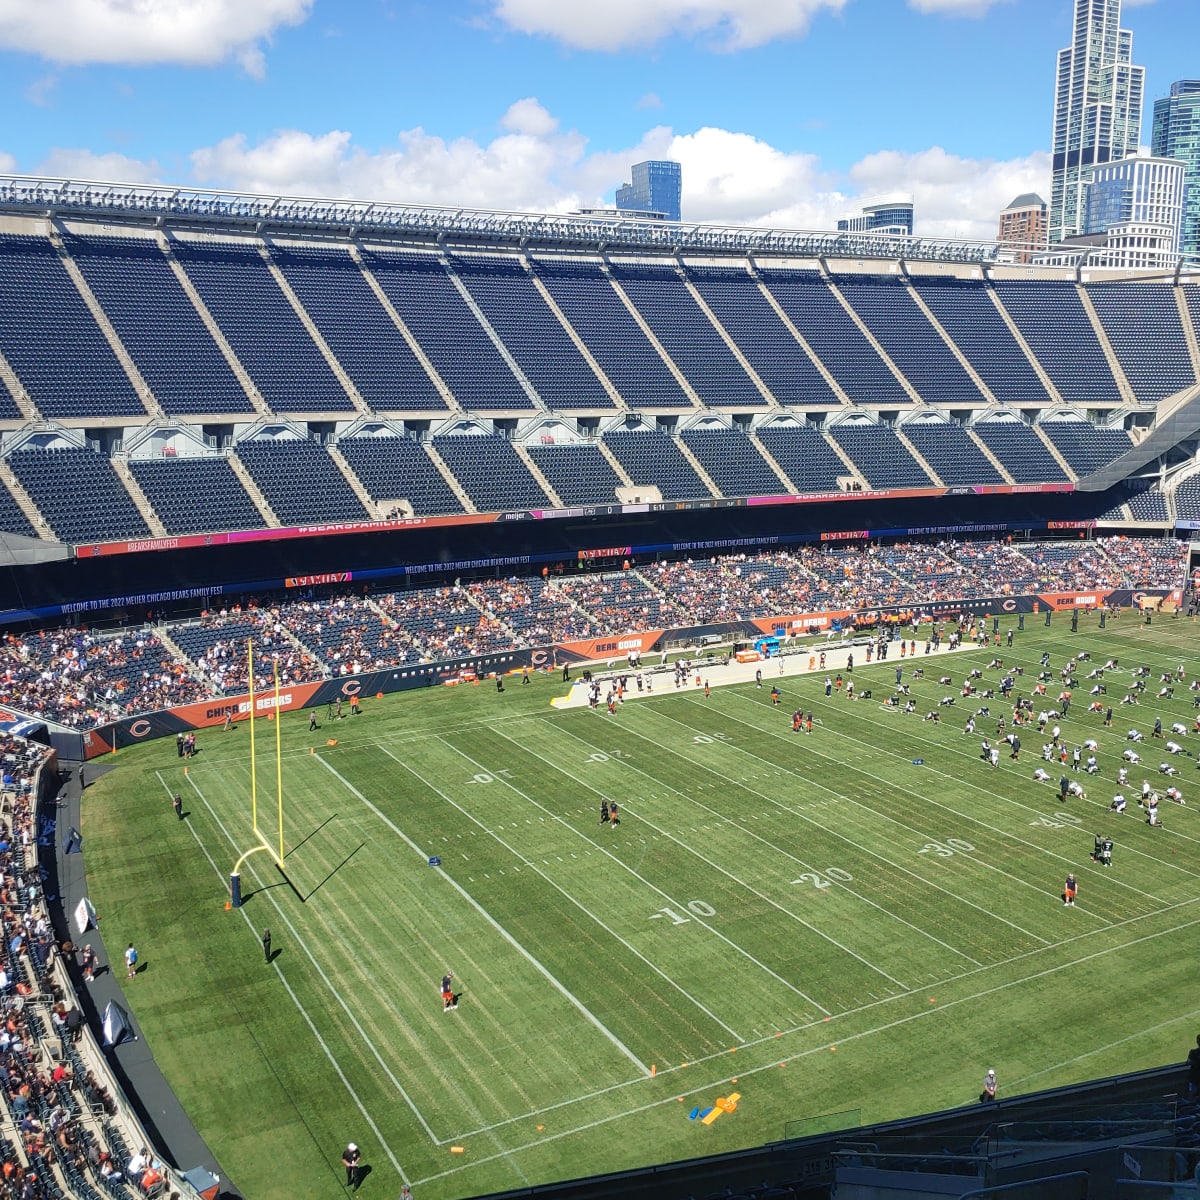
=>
[0,0,1193,238]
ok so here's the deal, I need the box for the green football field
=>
[83,611,1200,1200]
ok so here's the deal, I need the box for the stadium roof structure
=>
[0,172,1010,265]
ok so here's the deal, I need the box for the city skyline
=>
[0,0,1194,241]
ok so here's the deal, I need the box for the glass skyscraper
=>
[1049,0,1145,244]
[1152,81,1200,259]
[615,161,682,223]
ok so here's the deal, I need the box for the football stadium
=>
[0,163,1198,1200]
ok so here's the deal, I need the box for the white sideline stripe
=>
[1005,1004,1200,1091]
[554,713,984,969]
[330,889,1200,1150]
[154,772,415,1180]
[411,904,1200,1189]
[383,744,744,1042]
[176,768,447,1143]
[313,754,651,1079]
[765,701,1182,904]
[520,721,913,991]
[443,732,833,1015]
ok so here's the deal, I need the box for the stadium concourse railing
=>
[46,584,1177,760]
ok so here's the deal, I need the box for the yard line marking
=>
[154,772,417,1179]
[407,892,1200,1146]
[633,704,1050,945]
[384,746,744,1042]
[551,718,1001,971]
[719,694,1180,907]
[576,716,985,968]
[674,697,1115,924]
[468,730,834,1014]
[489,725,909,993]
[410,904,1200,1189]
[313,753,650,1078]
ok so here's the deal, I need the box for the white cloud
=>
[22,102,1048,244]
[499,97,560,138]
[490,0,848,51]
[0,151,16,175]
[848,146,1049,240]
[32,148,164,184]
[0,0,312,74]
[906,0,1011,15]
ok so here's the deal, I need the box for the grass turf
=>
[82,610,1200,1200]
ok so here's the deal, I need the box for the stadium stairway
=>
[224,452,282,527]
[158,234,272,417]
[443,255,547,411]
[746,427,796,493]
[0,349,40,422]
[672,435,723,497]
[602,262,705,409]
[110,457,168,538]
[821,267,923,404]
[523,255,627,411]
[1177,286,1200,380]
[348,244,462,414]
[821,430,872,492]
[423,440,478,513]
[596,439,635,490]
[260,246,370,415]
[50,225,163,420]
[0,462,52,540]
[512,443,564,508]
[902,275,1000,404]
[986,285,1064,403]
[325,443,380,515]
[892,427,943,486]
[1075,283,1137,406]
[966,427,1016,484]
[680,271,779,407]
[1033,426,1078,481]
[748,258,852,405]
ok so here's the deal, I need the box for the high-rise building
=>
[836,194,914,236]
[997,193,1049,262]
[1152,80,1200,259]
[1049,0,1145,245]
[1087,151,1186,267]
[615,161,682,223]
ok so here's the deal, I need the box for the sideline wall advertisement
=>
[73,586,1178,759]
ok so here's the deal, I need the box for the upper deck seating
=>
[909,276,1052,406]
[833,274,985,405]
[757,267,911,406]
[992,280,1122,406]
[360,249,533,411]
[64,234,253,415]
[0,235,136,419]
[170,238,354,413]
[685,264,839,406]
[608,261,763,408]
[531,258,692,409]
[269,243,447,412]
[450,254,613,409]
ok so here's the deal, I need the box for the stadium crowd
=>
[0,734,148,1200]
[0,536,1184,727]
